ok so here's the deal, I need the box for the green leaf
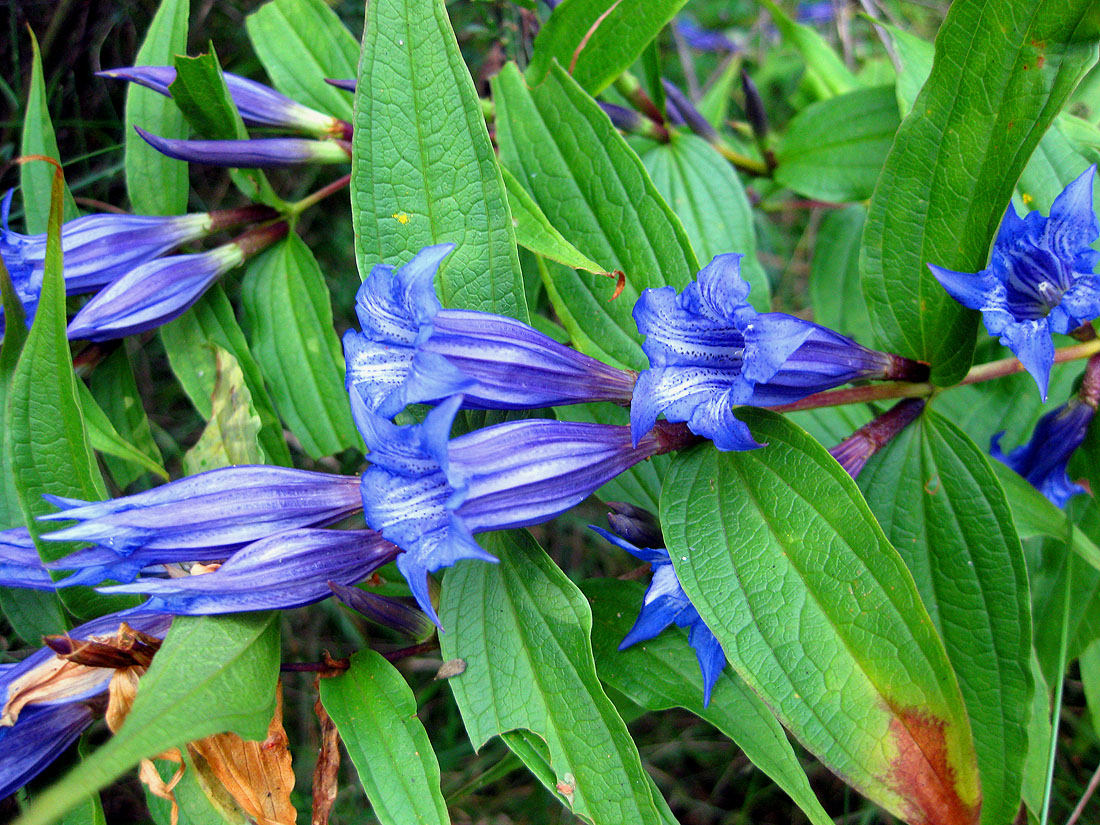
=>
[758,0,859,98]
[808,204,872,342]
[493,62,698,370]
[877,22,933,116]
[989,459,1100,573]
[20,29,78,233]
[353,0,526,320]
[245,0,359,120]
[125,0,189,215]
[642,132,770,309]
[583,578,834,825]
[0,586,67,644]
[88,347,165,490]
[501,166,607,275]
[526,0,689,95]
[860,0,1099,385]
[77,381,168,482]
[439,529,670,825]
[240,234,361,458]
[662,410,981,825]
[15,613,280,825]
[1018,116,1098,214]
[3,162,122,620]
[160,285,292,467]
[320,650,449,825]
[170,49,281,207]
[1019,651,1051,825]
[182,346,265,474]
[774,86,900,203]
[858,410,1032,825]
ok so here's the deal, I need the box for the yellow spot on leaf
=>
[1021,192,1034,207]
[393,212,410,224]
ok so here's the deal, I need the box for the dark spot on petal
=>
[885,704,980,825]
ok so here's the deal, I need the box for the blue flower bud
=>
[135,126,351,168]
[100,66,349,137]
[0,528,55,590]
[929,165,1100,399]
[344,244,636,419]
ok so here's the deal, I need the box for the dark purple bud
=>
[661,80,717,141]
[325,78,357,92]
[605,502,664,548]
[828,398,926,479]
[741,70,769,141]
[135,126,351,168]
[329,582,436,640]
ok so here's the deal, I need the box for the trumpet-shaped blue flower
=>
[99,529,399,615]
[344,244,636,419]
[590,523,726,706]
[0,191,219,331]
[929,166,1100,399]
[354,394,670,626]
[992,398,1095,508]
[100,67,349,137]
[0,700,98,801]
[136,127,351,168]
[40,466,363,566]
[632,253,920,450]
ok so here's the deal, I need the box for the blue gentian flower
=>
[344,244,636,419]
[100,66,349,138]
[590,524,726,707]
[929,166,1100,399]
[66,222,287,341]
[354,394,671,626]
[0,611,170,800]
[992,398,1095,507]
[0,528,55,590]
[135,127,351,168]
[674,18,738,52]
[98,529,399,615]
[0,191,222,331]
[40,466,363,569]
[632,253,921,451]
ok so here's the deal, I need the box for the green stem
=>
[1040,549,1073,825]
[770,337,1100,414]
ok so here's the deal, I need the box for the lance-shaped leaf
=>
[662,410,981,825]
[3,163,126,620]
[182,346,264,475]
[125,0,189,215]
[493,62,698,370]
[241,234,361,458]
[20,29,78,233]
[861,0,1099,385]
[641,133,770,310]
[439,529,671,825]
[16,613,280,825]
[320,650,449,825]
[583,578,834,825]
[858,410,1032,825]
[758,0,858,98]
[246,0,359,120]
[353,0,525,320]
[526,0,689,95]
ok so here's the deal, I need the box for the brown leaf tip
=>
[886,705,980,825]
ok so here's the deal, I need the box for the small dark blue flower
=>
[632,253,915,450]
[40,466,363,566]
[99,529,399,615]
[590,524,726,707]
[674,17,738,53]
[135,127,351,168]
[344,244,636,419]
[354,394,666,626]
[929,166,1100,399]
[992,398,1095,508]
[100,66,347,137]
